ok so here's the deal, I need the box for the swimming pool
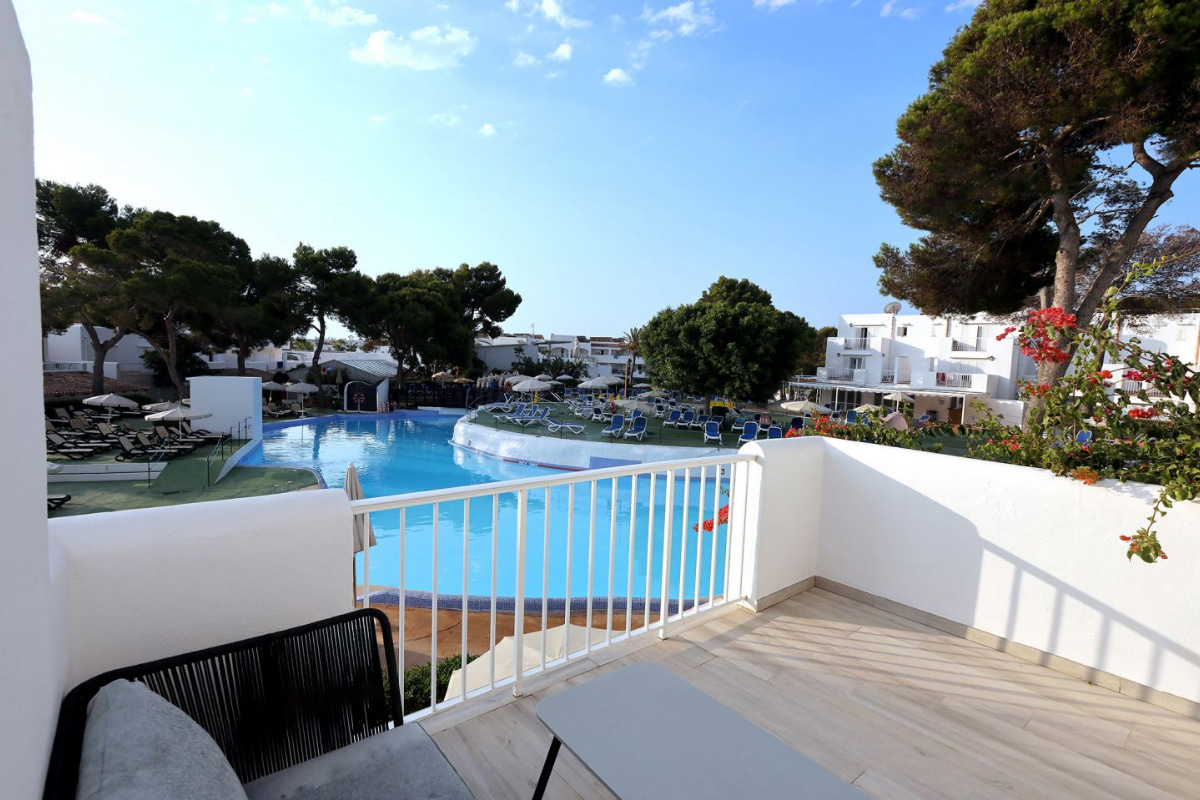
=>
[245,414,730,602]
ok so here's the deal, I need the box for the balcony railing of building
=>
[1120,379,1168,398]
[936,373,975,389]
[841,337,872,350]
[951,339,986,352]
[43,361,90,372]
[824,368,855,381]
[880,369,912,385]
[349,452,755,722]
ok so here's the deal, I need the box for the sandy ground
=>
[355,600,647,672]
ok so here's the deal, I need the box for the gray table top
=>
[536,662,866,799]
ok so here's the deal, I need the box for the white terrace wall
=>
[49,490,352,688]
[0,5,64,798]
[806,439,1200,707]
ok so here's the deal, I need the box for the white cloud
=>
[310,3,376,27]
[505,0,519,10]
[369,114,388,123]
[547,42,572,62]
[641,1,715,37]
[752,0,796,9]
[427,107,465,126]
[944,0,980,9]
[239,87,254,97]
[609,14,623,29]
[535,0,590,29]
[351,26,478,70]
[70,9,112,25]
[479,123,497,137]
[514,50,541,67]
[545,70,564,79]
[603,68,632,86]
[629,39,653,71]
[881,1,922,20]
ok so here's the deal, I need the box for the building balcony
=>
[880,369,912,385]
[829,336,878,353]
[36,439,1200,798]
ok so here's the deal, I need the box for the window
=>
[896,326,909,337]
[848,357,865,371]
[1178,325,1193,341]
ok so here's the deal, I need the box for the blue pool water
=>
[244,415,730,601]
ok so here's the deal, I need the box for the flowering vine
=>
[970,257,1200,563]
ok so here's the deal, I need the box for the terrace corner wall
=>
[49,490,353,689]
[0,5,65,798]
[735,438,825,609]
[814,439,1200,708]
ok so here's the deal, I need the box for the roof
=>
[321,358,398,378]
[790,379,986,396]
[43,372,149,397]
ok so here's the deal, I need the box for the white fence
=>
[349,452,755,721]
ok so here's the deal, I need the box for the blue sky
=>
[14,0,1200,338]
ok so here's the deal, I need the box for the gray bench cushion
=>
[77,679,247,800]
[242,725,472,800]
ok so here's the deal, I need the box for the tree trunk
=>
[164,318,187,400]
[236,333,248,376]
[81,320,126,396]
[312,315,326,407]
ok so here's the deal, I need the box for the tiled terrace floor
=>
[421,588,1200,799]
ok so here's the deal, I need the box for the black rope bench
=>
[44,609,473,800]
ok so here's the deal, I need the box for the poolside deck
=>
[467,404,749,449]
[421,588,1200,799]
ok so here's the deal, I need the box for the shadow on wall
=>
[817,441,1200,707]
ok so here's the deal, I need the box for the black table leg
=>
[532,736,562,800]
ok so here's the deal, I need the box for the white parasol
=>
[83,394,140,410]
[344,463,376,552]
[780,400,832,415]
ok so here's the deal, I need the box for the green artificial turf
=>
[49,465,319,517]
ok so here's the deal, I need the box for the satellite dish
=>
[884,302,902,314]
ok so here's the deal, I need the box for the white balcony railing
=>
[824,368,855,381]
[951,339,985,352]
[936,373,975,389]
[880,369,912,385]
[349,453,755,722]
[1120,379,1167,398]
[43,361,90,372]
[842,337,872,350]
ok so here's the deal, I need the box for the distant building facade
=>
[797,310,1200,425]
[473,333,646,379]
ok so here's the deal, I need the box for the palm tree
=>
[620,327,643,388]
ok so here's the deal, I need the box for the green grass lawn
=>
[49,465,318,517]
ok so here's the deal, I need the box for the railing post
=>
[513,489,528,696]
[659,469,675,639]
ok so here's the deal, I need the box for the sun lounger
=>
[767,425,783,439]
[662,409,682,428]
[1076,430,1093,445]
[623,417,648,441]
[546,420,586,435]
[677,410,695,429]
[515,407,551,426]
[702,420,723,445]
[737,421,759,445]
[138,431,193,454]
[181,421,225,442]
[600,414,625,438]
[46,434,103,460]
[115,435,181,461]
[691,413,709,430]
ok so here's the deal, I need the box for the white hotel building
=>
[797,309,1200,425]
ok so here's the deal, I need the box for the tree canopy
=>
[37,180,139,394]
[75,211,249,398]
[640,277,813,402]
[874,0,1200,391]
[433,262,522,338]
